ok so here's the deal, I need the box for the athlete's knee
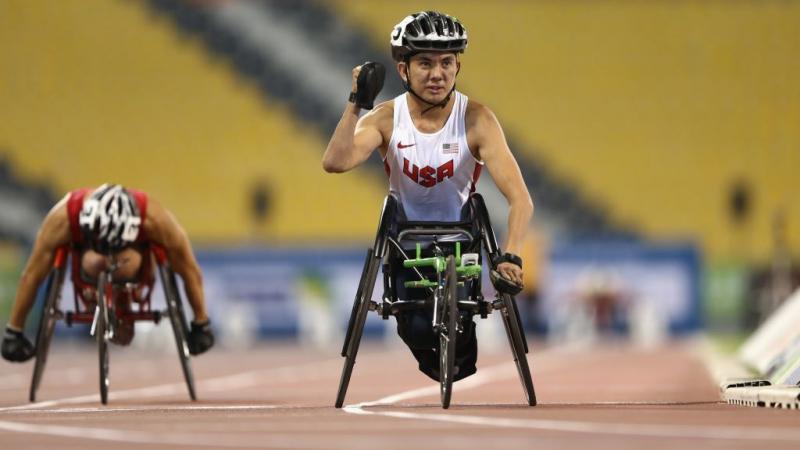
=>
[81,248,142,280]
[81,250,107,279]
[112,248,142,279]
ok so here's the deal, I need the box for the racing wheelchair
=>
[336,193,536,409]
[29,245,196,404]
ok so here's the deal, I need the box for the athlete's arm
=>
[468,103,534,286]
[8,196,72,329]
[322,65,387,173]
[145,198,208,322]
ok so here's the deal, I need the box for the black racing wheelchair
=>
[29,245,196,404]
[336,193,536,409]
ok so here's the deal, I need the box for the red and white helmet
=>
[78,184,141,253]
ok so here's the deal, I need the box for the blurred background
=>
[1,0,798,349]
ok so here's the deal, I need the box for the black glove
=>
[187,320,214,356]
[490,253,523,296]
[349,61,385,110]
[2,326,35,363]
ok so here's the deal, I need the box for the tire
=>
[335,254,380,408]
[29,268,64,402]
[510,294,529,354]
[161,266,197,401]
[96,277,110,405]
[439,255,458,409]
[342,248,374,357]
[472,191,535,405]
[501,293,536,406]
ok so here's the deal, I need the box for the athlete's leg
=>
[81,248,143,281]
[396,308,441,381]
[81,249,142,346]
[453,313,477,381]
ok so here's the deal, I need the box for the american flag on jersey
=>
[442,142,459,154]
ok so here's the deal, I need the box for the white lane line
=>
[0,356,353,449]
[347,345,568,410]
[0,357,341,413]
[7,404,283,414]
[0,420,358,449]
[343,353,800,442]
[353,410,800,441]
[0,421,206,446]
[0,418,519,450]
[349,360,519,409]
[0,366,93,391]
[0,345,535,449]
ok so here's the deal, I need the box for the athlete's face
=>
[400,52,460,104]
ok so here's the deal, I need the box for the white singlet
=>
[384,91,483,222]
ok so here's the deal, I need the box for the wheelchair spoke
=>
[439,255,458,409]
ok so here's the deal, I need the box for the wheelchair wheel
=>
[341,248,374,357]
[29,267,65,402]
[439,255,458,409]
[500,293,536,406]
[510,293,529,354]
[96,278,110,405]
[335,252,380,408]
[161,266,197,401]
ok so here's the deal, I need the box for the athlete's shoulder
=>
[366,99,394,120]
[36,193,72,247]
[48,193,71,219]
[140,194,169,241]
[126,187,149,213]
[465,98,500,131]
[465,98,494,120]
[359,99,394,135]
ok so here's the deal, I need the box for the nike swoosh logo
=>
[397,141,416,149]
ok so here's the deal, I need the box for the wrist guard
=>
[349,61,385,110]
[490,253,524,296]
[490,270,523,296]
[187,320,215,356]
[492,252,523,269]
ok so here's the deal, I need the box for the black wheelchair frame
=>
[29,246,196,404]
[335,193,536,409]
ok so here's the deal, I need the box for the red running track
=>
[0,340,797,450]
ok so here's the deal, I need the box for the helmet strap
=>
[403,60,458,115]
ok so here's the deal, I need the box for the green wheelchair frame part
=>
[402,242,482,289]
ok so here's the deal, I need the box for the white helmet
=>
[390,11,468,62]
[78,184,141,253]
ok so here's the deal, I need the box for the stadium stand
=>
[0,156,54,245]
[3,0,797,258]
[0,0,386,244]
[152,0,632,240]
[332,0,800,262]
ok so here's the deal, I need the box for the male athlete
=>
[323,12,533,381]
[2,184,214,362]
